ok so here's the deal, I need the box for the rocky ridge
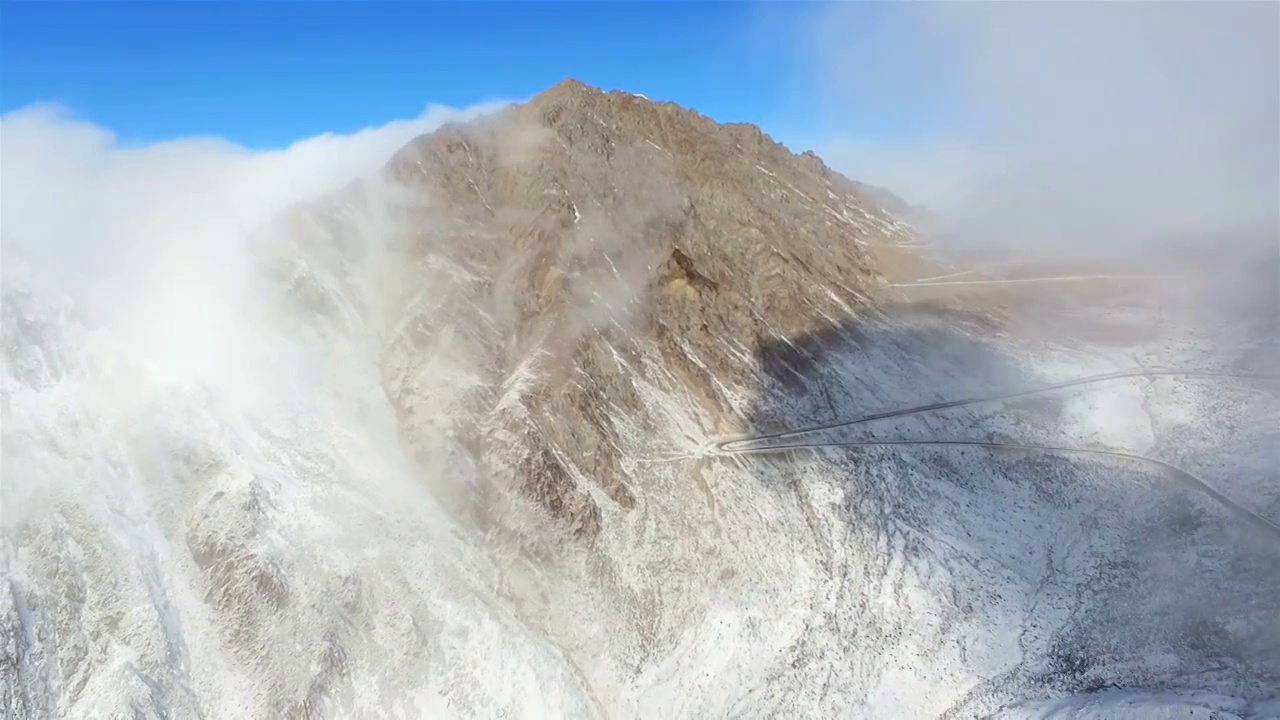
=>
[309,78,919,538]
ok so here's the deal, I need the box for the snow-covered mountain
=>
[3,80,1277,718]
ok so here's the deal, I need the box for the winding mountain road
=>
[707,369,1280,540]
[713,369,1276,453]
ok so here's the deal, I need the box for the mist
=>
[0,99,516,519]
[805,2,1280,264]
[0,100,509,313]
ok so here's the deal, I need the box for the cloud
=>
[801,2,1280,260]
[0,99,509,386]
[808,135,1010,214]
[0,97,512,538]
[1,99,510,277]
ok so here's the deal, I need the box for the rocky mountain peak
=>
[532,76,603,104]
[334,80,922,538]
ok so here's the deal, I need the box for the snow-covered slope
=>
[707,280,1280,717]
[3,86,1277,718]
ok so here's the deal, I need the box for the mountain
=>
[291,78,918,540]
[4,80,1277,719]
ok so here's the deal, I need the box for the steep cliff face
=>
[354,78,916,538]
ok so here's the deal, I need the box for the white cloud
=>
[1,99,509,278]
[806,135,1011,215]
[0,99,508,387]
[801,2,1280,259]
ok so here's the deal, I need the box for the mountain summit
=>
[348,78,918,537]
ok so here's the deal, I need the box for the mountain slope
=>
[353,78,915,538]
[4,80,1277,719]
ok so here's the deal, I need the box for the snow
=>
[1003,689,1257,719]
[5,186,1276,717]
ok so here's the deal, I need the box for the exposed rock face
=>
[361,78,914,538]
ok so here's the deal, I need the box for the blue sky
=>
[1,1,843,149]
